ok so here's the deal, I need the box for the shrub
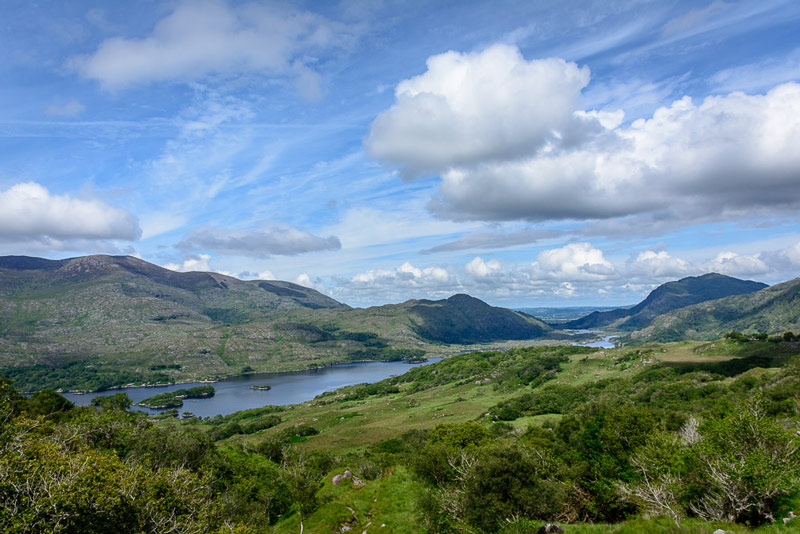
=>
[688,400,800,524]
[461,443,564,530]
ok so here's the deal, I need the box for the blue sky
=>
[2,0,800,307]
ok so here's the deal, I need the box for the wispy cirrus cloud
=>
[710,47,800,93]
[45,100,86,117]
[661,1,732,37]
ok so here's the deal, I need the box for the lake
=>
[61,358,441,418]
[567,330,617,349]
[576,335,617,348]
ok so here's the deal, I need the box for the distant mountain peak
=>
[404,292,551,344]
[629,277,800,343]
[445,293,485,305]
[0,253,346,307]
[562,272,768,330]
[59,254,127,274]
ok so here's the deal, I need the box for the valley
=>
[2,255,800,533]
[0,255,553,392]
[3,254,786,394]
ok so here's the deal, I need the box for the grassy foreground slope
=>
[202,338,800,533]
[2,337,799,533]
[563,273,767,330]
[629,277,800,343]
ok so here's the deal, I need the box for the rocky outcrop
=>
[332,469,364,487]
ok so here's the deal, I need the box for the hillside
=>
[8,337,796,533]
[0,254,345,314]
[562,273,767,330]
[0,255,553,391]
[325,293,551,346]
[628,277,800,343]
[0,255,364,389]
[406,293,550,343]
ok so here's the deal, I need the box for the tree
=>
[689,399,800,524]
[617,432,688,527]
[24,389,73,417]
[461,442,563,531]
[92,393,132,411]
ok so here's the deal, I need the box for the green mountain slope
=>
[0,255,552,391]
[0,255,351,387]
[314,293,552,346]
[0,254,345,315]
[628,277,800,343]
[0,254,347,361]
[562,273,767,330]
[405,293,550,343]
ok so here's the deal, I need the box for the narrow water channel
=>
[567,330,617,348]
[61,358,441,418]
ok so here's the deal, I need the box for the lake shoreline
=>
[60,358,442,418]
[57,356,436,395]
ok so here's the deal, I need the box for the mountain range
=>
[2,254,796,392]
[0,255,548,391]
[560,273,767,330]
[628,277,800,343]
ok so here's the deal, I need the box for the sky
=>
[1,0,800,308]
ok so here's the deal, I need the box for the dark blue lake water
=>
[61,358,440,418]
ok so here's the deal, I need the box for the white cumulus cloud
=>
[780,242,800,266]
[0,182,140,242]
[257,270,276,280]
[465,257,501,277]
[365,44,593,178]
[369,43,800,233]
[333,260,457,305]
[293,273,328,293]
[531,242,614,280]
[72,0,355,95]
[628,250,691,278]
[350,261,451,287]
[432,83,800,223]
[328,239,800,307]
[702,251,769,277]
[164,254,212,272]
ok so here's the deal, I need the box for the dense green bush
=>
[491,384,585,420]
[461,442,564,530]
